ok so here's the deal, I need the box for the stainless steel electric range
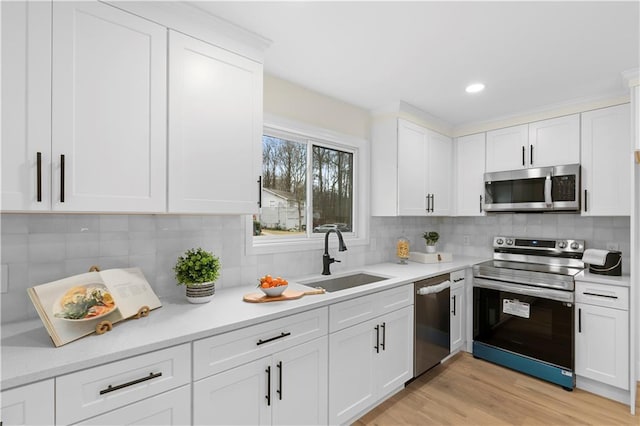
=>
[472,236,585,390]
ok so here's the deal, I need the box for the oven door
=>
[473,278,574,370]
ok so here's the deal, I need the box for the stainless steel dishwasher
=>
[414,273,451,377]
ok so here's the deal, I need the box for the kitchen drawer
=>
[56,343,191,425]
[575,281,629,310]
[329,283,413,333]
[74,385,191,425]
[193,307,328,380]
[450,269,466,289]
[1,379,54,425]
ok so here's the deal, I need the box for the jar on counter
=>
[396,236,410,264]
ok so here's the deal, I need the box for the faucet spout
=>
[322,229,347,275]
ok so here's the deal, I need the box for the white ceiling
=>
[189,1,639,127]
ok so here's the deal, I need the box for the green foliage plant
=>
[422,231,440,245]
[174,248,221,286]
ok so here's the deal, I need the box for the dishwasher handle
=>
[416,280,451,295]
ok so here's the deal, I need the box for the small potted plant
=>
[423,231,439,253]
[174,248,221,304]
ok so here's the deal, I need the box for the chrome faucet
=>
[322,229,347,275]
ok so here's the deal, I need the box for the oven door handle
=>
[473,277,574,303]
[417,280,451,295]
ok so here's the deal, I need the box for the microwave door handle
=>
[544,173,552,206]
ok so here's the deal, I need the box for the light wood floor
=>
[355,352,639,425]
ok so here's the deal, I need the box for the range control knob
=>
[570,242,580,250]
[496,238,504,245]
[558,241,568,249]
[506,239,514,245]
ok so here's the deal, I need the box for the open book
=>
[28,267,162,347]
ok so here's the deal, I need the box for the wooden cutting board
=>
[243,288,325,303]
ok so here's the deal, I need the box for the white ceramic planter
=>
[185,282,216,304]
[425,244,437,253]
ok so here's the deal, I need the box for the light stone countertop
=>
[575,270,631,287]
[1,256,486,390]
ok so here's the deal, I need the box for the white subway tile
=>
[100,215,129,232]
[28,234,66,263]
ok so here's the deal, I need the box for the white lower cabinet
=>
[0,379,54,425]
[56,344,191,425]
[575,281,629,390]
[450,270,466,353]
[328,305,413,425]
[194,337,328,425]
[75,385,191,426]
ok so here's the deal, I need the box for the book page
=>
[99,268,162,318]
[28,271,123,347]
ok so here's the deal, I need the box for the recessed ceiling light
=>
[465,83,485,93]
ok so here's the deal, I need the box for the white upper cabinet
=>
[581,103,631,216]
[485,114,579,172]
[485,124,528,172]
[2,1,167,212]
[373,118,452,216]
[455,133,486,216]
[528,114,580,167]
[1,1,51,211]
[168,30,263,214]
[52,1,167,212]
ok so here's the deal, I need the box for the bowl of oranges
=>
[258,274,288,297]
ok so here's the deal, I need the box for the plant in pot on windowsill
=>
[174,248,221,304]
[423,231,439,253]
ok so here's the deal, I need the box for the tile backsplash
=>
[0,213,629,324]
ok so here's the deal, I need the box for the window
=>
[249,116,369,253]
[257,133,353,237]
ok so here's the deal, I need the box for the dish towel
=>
[582,248,609,266]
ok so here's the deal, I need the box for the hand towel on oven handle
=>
[416,280,451,295]
[582,248,609,266]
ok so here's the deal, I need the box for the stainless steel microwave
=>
[484,164,580,212]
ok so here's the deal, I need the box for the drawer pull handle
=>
[265,366,271,406]
[374,324,380,353]
[381,322,386,351]
[99,372,162,395]
[257,331,291,346]
[582,291,618,299]
[277,361,283,400]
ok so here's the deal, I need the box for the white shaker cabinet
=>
[168,30,263,214]
[193,337,328,426]
[485,114,579,173]
[455,133,486,216]
[51,1,167,212]
[581,104,631,216]
[575,281,629,390]
[0,379,54,425]
[2,1,167,213]
[1,0,51,211]
[394,119,452,216]
[450,269,465,353]
[485,124,529,172]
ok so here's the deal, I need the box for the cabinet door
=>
[0,379,54,425]
[1,0,51,211]
[575,303,629,390]
[272,338,328,426]
[485,124,528,172]
[329,318,377,425]
[397,119,428,215]
[193,357,270,425]
[455,133,486,216]
[581,104,631,216]
[76,385,191,426]
[450,286,464,352]
[426,130,453,215]
[168,30,263,214]
[377,306,414,398]
[51,1,167,212]
[528,114,580,168]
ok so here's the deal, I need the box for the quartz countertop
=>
[575,270,631,287]
[1,256,486,390]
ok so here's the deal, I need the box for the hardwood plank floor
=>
[355,352,638,425]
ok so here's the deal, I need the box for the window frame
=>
[245,114,370,255]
